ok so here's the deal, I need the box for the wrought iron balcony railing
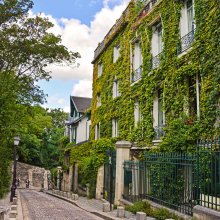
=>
[151,52,162,70]
[154,125,165,140]
[177,29,195,55]
[132,66,142,83]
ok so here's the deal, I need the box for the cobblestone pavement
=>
[20,189,104,220]
[76,197,136,220]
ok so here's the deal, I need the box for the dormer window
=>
[98,62,103,77]
[131,40,143,83]
[113,44,120,63]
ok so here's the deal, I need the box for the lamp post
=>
[10,136,20,202]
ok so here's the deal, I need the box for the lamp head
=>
[14,136,20,146]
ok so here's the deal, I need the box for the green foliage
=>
[0,0,79,198]
[125,201,153,216]
[70,138,115,197]
[159,115,202,152]
[125,201,183,220]
[91,0,220,151]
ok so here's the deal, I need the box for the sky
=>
[32,0,130,112]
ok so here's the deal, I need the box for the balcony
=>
[151,52,162,70]
[177,29,195,55]
[131,66,142,83]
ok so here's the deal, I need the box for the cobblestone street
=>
[20,190,103,220]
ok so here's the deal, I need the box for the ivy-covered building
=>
[91,0,220,149]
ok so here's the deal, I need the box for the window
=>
[112,119,118,137]
[132,40,142,82]
[151,22,163,69]
[113,79,121,98]
[187,0,194,32]
[187,74,200,118]
[178,0,195,54]
[97,94,101,107]
[98,62,103,77]
[95,123,100,140]
[134,101,141,127]
[113,44,120,63]
[153,90,165,139]
[71,126,77,142]
[86,121,91,140]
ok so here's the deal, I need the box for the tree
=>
[0,0,80,197]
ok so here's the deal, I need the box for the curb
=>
[45,191,119,220]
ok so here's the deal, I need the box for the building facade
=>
[91,0,219,147]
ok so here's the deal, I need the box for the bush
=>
[125,201,153,216]
[125,201,183,220]
[153,208,180,220]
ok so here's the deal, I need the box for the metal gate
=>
[104,149,116,206]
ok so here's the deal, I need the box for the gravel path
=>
[20,189,103,220]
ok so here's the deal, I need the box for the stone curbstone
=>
[103,203,110,212]
[9,210,17,218]
[117,206,125,218]
[136,212,146,220]
[12,198,17,205]
[11,205,17,211]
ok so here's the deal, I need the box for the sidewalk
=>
[0,193,10,220]
[46,191,136,220]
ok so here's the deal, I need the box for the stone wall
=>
[193,205,220,220]
[16,162,50,190]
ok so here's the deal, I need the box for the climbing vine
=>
[89,0,219,151]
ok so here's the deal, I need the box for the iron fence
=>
[123,138,220,216]
[197,138,220,211]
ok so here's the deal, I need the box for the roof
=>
[71,96,92,113]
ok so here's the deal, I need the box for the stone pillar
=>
[73,163,78,192]
[69,165,73,192]
[57,166,62,190]
[114,141,132,205]
[96,165,104,199]
[43,170,49,190]
[28,169,33,188]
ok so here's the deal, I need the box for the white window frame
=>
[98,62,103,77]
[132,41,142,72]
[153,90,165,128]
[180,0,195,38]
[113,44,120,63]
[113,79,121,98]
[112,118,118,137]
[151,22,163,57]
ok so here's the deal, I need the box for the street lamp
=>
[10,136,20,202]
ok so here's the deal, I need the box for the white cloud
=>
[35,0,129,97]
[71,80,92,97]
